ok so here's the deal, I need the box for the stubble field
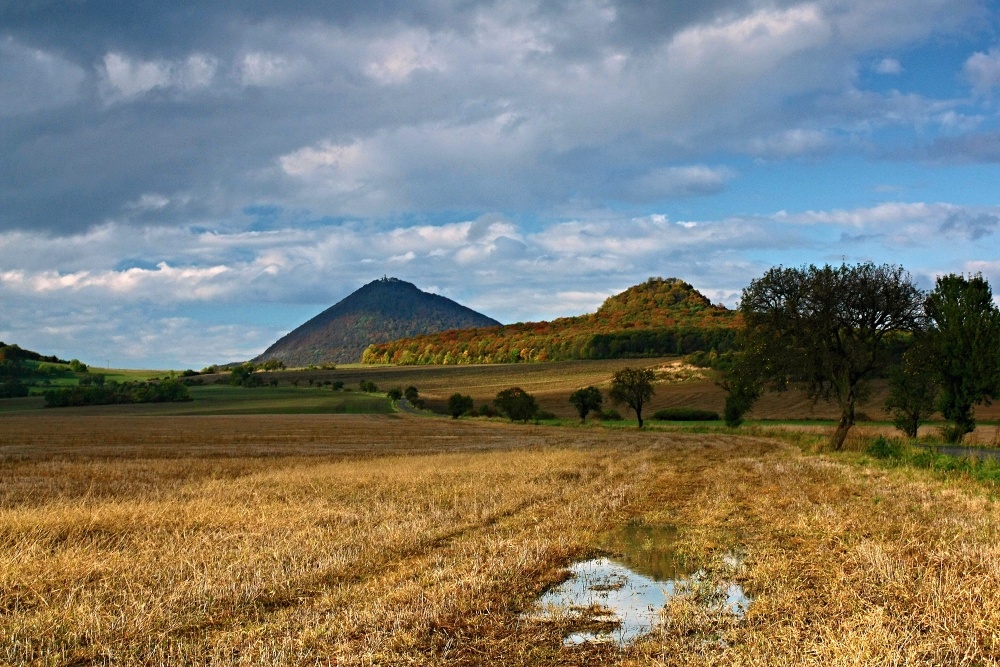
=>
[2,411,1000,666]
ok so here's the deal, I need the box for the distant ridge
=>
[363,277,738,365]
[255,277,501,366]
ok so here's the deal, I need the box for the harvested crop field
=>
[2,413,1000,665]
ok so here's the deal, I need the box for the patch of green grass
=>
[862,435,1000,485]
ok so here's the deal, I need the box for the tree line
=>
[43,379,192,407]
[721,263,1000,448]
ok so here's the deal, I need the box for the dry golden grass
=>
[2,413,1000,665]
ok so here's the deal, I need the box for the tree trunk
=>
[831,400,855,450]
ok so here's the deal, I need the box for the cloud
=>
[99,51,218,102]
[365,29,445,84]
[939,211,999,240]
[1,0,988,234]
[746,128,833,158]
[965,47,1000,92]
[2,195,999,365]
[922,131,1000,163]
[631,165,735,198]
[0,36,86,116]
[875,57,903,74]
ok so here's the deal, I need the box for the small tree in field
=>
[924,273,1000,442]
[494,387,538,423]
[885,345,938,438]
[609,367,656,428]
[447,393,474,419]
[569,386,603,422]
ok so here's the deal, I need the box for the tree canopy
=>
[923,273,1000,442]
[447,393,474,419]
[569,386,603,422]
[608,367,656,428]
[494,387,539,423]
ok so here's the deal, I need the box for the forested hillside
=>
[362,278,738,365]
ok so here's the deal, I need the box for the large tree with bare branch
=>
[735,263,924,450]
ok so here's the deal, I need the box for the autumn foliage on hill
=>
[362,277,739,365]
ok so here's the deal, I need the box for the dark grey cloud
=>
[0,0,991,239]
[939,211,999,240]
[924,130,1000,163]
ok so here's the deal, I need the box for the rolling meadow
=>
[2,359,1000,665]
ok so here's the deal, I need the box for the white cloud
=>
[365,29,445,84]
[238,52,297,86]
[99,52,219,102]
[875,57,903,74]
[747,129,832,158]
[0,262,231,298]
[632,165,735,198]
[965,47,1000,92]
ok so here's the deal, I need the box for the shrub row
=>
[43,380,192,408]
[652,408,720,421]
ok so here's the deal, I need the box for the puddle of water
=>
[931,445,1000,462]
[531,524,751,647]
[600,523,693,581]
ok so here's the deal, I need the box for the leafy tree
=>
[884,344,938,438]
[79,373,106,387]
[359,380,379,393]
[332,380,344,390]
[229,363,256,387]
[569,386,603,422]
[404,386,419,401]
[387,387,403,400]
[715,346,764,428]
[494,387,538,423]
[609,367,656,428]
[737,263,923,449]
[447,393,474,419]
[0,380,29,398]
[69,359,88,373]
[924,273,1000,442]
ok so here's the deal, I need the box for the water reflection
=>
[532,524,751,646]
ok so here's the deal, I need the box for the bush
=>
[494,387,539,423]
[332,381,344,390]
[866,435,905,460]
[43,379,192,407]
[652,408,720,421]
[597,408,624,421]
[477,404,497,417]
[447,393,474,419]
[359,380,379,393]
[0,380,29,398]
[534,410,557,420]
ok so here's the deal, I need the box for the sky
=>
[2,0,1000,369]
